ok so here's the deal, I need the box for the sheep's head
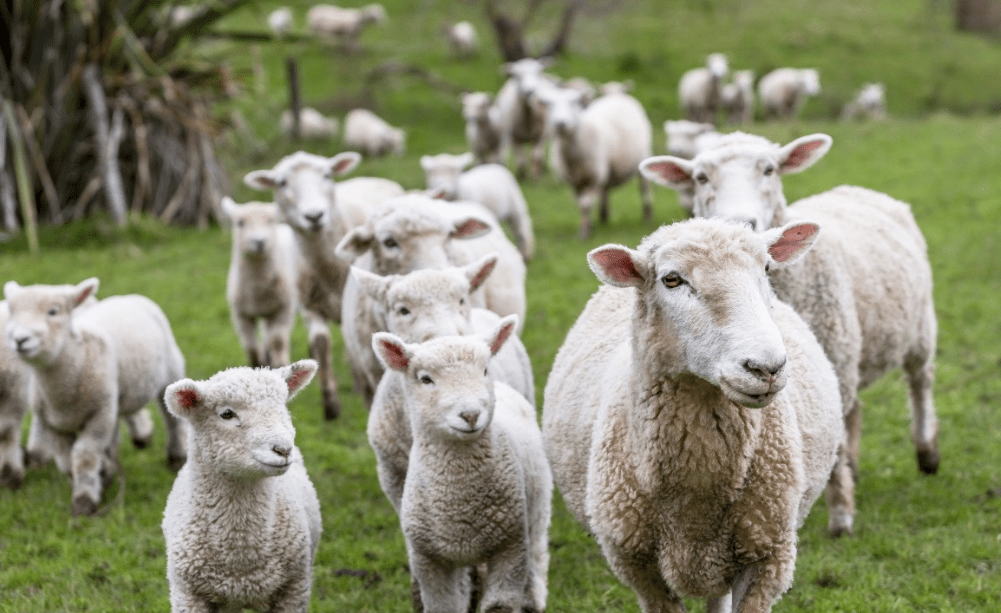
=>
[164,360,317,478]
[244,151,361,234]
[639,132,832,228]
[802,69,821,96]
[538,86,585,136]
[504,57,553,98]
[363,3,387,24]
[373,315,517,441]
[461,92,493,121]
[3,278,97,365]
[588,219,819,408]
[220,197,282,259]
[420,153,474,200]
[707,53,729,79]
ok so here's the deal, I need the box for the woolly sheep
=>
[543,218,844,613]
[220,197,299,369]
[663,119,717,159]
[421,152,535,260]
[307,3,387,51]
[373,316,551,613]
[640,132,939,537]
[599,80,633,96]
[267,7,294,36]
[4,278,187,515]
[162,360,321,613]
[538,86,653,238]
[280,107,339,140]
[0,301,34,489]
[721,69,756,125]
[445,20,478,57]
[678,52,729,123]
[343,108,405,157]
[495,57,557,179]
[841,82,887,121]
[335,193,527,405]
[461,91,503,165]
[758,68,821,120]
[244,150,405,419]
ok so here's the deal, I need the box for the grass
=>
[2,0,1001,611]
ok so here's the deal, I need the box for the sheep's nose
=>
[458,410,480,429]
[12,335,30,350]
[251,238,266,252]
[303,211,324,224]
[272,444,291,459]
[744,356,786,381]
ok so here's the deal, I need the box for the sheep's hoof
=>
[0,464,24,490]
[828,523,854,539]
[72,495,99,517]
[323,391,342,421]
[131,435,151,450]
[917,448,940,475]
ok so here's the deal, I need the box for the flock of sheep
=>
[0,9,937,613]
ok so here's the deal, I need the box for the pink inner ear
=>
[454,218,489,239]
[175,388,199,409]
[769,225,817,262]
[592,248,642,284]
[490,322,515,354]
[75,286,94,307]
[332,157,355,175]
[378,338,409,370]
[645,160,692,184]
[470,260,497,291]
[286,368,311,393]
[782,140,825,172]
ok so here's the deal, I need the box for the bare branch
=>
[82,63,128,226]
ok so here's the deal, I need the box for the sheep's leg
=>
[264,308,296,367]
[906,349,939,474]
[706,593,732,613]
[639,173,653,222]
[480,545,531,612]
[157,390,188,472]
[529,138,546,180]
[825,439,855,537]
[270,572,313,613]
[234,312,264,367]
[605,546,687,613]
[25,407,54,468]
[304,310,340,420]
[511,214,535,262]
[70,406,117,516]
[168,587,213,613]
[598,189,610,225]
[577,188,600,239]
[410,552,469,613]
[512,144,529,180]
[730,554,794,613]
[0,398,26,489]
[123,408,154,449]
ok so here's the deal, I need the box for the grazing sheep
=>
[544,218,844,613]
[307,3,387,51]
[268,6,294,37]
[639,132,939,537]
[336,193,527,405]
[461,91,504,165]
[373,316,551,613]
[538,86,653,238]
[421,152,535,260]
[280,107,339,140]
[663,119,718,159]
[220,197,299,369]
[162,360,321,613]
[244,150,405,419]
[495,57,557,179]
[758,68,821,120]
[445,20,478,57]
[721,69,756,125]
[0,301,34,489]
[841,82,887,121]
[343,108,405,157]
[678,52,729,123]
[4,278,187,515]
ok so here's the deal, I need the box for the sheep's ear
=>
[372,332,412,372]
[588,244,647,288]
[639,156,694,190]
[451,216,492,240]
[244,169,282,191]
[3,281,21,300]
[335,226,375,261]
[777,134,831,174]
[280,359,318,399]
[419,155,434,172]
[427,186,449,200]
[219,196,238,220]
[457,152,475,170]
[329,151,362,177]
[164,379,204,418]
[72,278,99,308]
[764,221,821,267]
[463,253,498,292]
[352,267,390,302]
[486,314,518,356]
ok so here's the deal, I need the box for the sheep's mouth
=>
[719,379,778,409]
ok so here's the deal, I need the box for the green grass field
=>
[2,1,1001,611]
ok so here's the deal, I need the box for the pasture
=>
[2,0,1001,611]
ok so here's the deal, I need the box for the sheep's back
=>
[584,95,652,185]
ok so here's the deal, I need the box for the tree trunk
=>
[82,64,129,227]
[955,0,1001,35]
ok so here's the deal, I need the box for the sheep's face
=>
[588,219,819,408]
[734,70,755,90]
[539,87,584,136]
[3,279,97,365]
[505,57,551,98]
[461,93,492,121]
[223,200,281,259]
[420,153,473,201]
[707,53,729,79]
[802,69,821,96]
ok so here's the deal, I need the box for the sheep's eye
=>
[47,307,59,316]
[484,368,488,377]
[765,262,771,273]
[695,173,709,185]
[276,178,288,188]
[418,374,433,385]
[220,409,236,420]
[382,237,399,249]
[398,306,411,316]
[662,273,684,289]
[763,166,775,176]
[236,219,245,228]
[459,298,465,306]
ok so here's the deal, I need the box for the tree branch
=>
[82,63,128,227]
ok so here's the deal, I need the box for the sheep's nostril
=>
[744,357,786,379]
[272,444,291,459]
[459,411,479,428]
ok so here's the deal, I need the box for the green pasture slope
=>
[2,0,1001,611]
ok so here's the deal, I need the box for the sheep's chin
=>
[718,380,777,409]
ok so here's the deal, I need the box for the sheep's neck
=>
[186,460,280,537]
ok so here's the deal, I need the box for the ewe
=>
[343,108,405,157]
[757,68,821,120]
[495,57,557,179]
[0,301,36,489]
[640,132,939,537]
[678,52,729,123]
[162,360,321,613]
[841,82,887,121]
[280,107,339,140]
[4,278,187,515]
[721,69,756,124]
[373,316,551,613]
[307,3,386,51]
[461,91,504,165]
[544,218,844,613]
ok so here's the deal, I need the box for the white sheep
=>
[599,80,634,96]
[373,316,551,613]
[640,131,939,537]
[421,152,535,260]
[220,197,299,369]
[335,193,527,405]
[758,67,821,120]
[721,69,756,124]
[307,3,387,51]
[663,119,718,159]
[543,218,845,613]
[4,278,188,515]
[280,107,339,140]
[244,150,405,419]
[495,57,557,179]
[0,300,34,489]
[841,82,887,121]
[267,6,294,37]
[678,52,729,123]
[538,86,653,238]
[461,91,504,165]
[343,108,405,157]
[162,360,321,613]
[445,20,478,57]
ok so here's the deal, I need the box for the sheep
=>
[444,20,478,57]
[420,152,535,260]
[220,197,299,369]
[335,193,527,405]
[4,278,188,515]
[543,218,845,613]
[495,57,557,179]
[461,91,504,165]
[343,108,405,157]
[639,132,939,537]
[0,300,34,489]
[841,82,887,121]
[538,86,653,238]
[562,76,597,104]
[162,360,321,613]
[678,52,729,123]
[307,3,387,51]
[599,80,634,96]
[267,6,294,37]
[721,69,756,125]
[244,150,405,419]
[372,315,551,613]
[758,68,821,120]
[663,119,718,159]
[280,107,339,140]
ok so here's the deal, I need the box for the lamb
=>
[841,82,887,121]
[4,278,188,515]
[461,91,503,165]
[757,68,821,120]
[268,6,294,37]
[721,69,756,125]
[307,3,387,51]
[444,20,478,58]
[639,131,939,537]
[244,150,405,419]
[678,52,729,123]
[335,193,527,405]
[543,218,845,613]
[373,316,551,613]
[280,107,339,140]
[495,57,557,179]
[343,108,405,157]
[663,119,718,159]
[220,197,299,369]
[538,86,653,238]
[420,152,535,260]
[0,301,35,489]
[162,360,321,613]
